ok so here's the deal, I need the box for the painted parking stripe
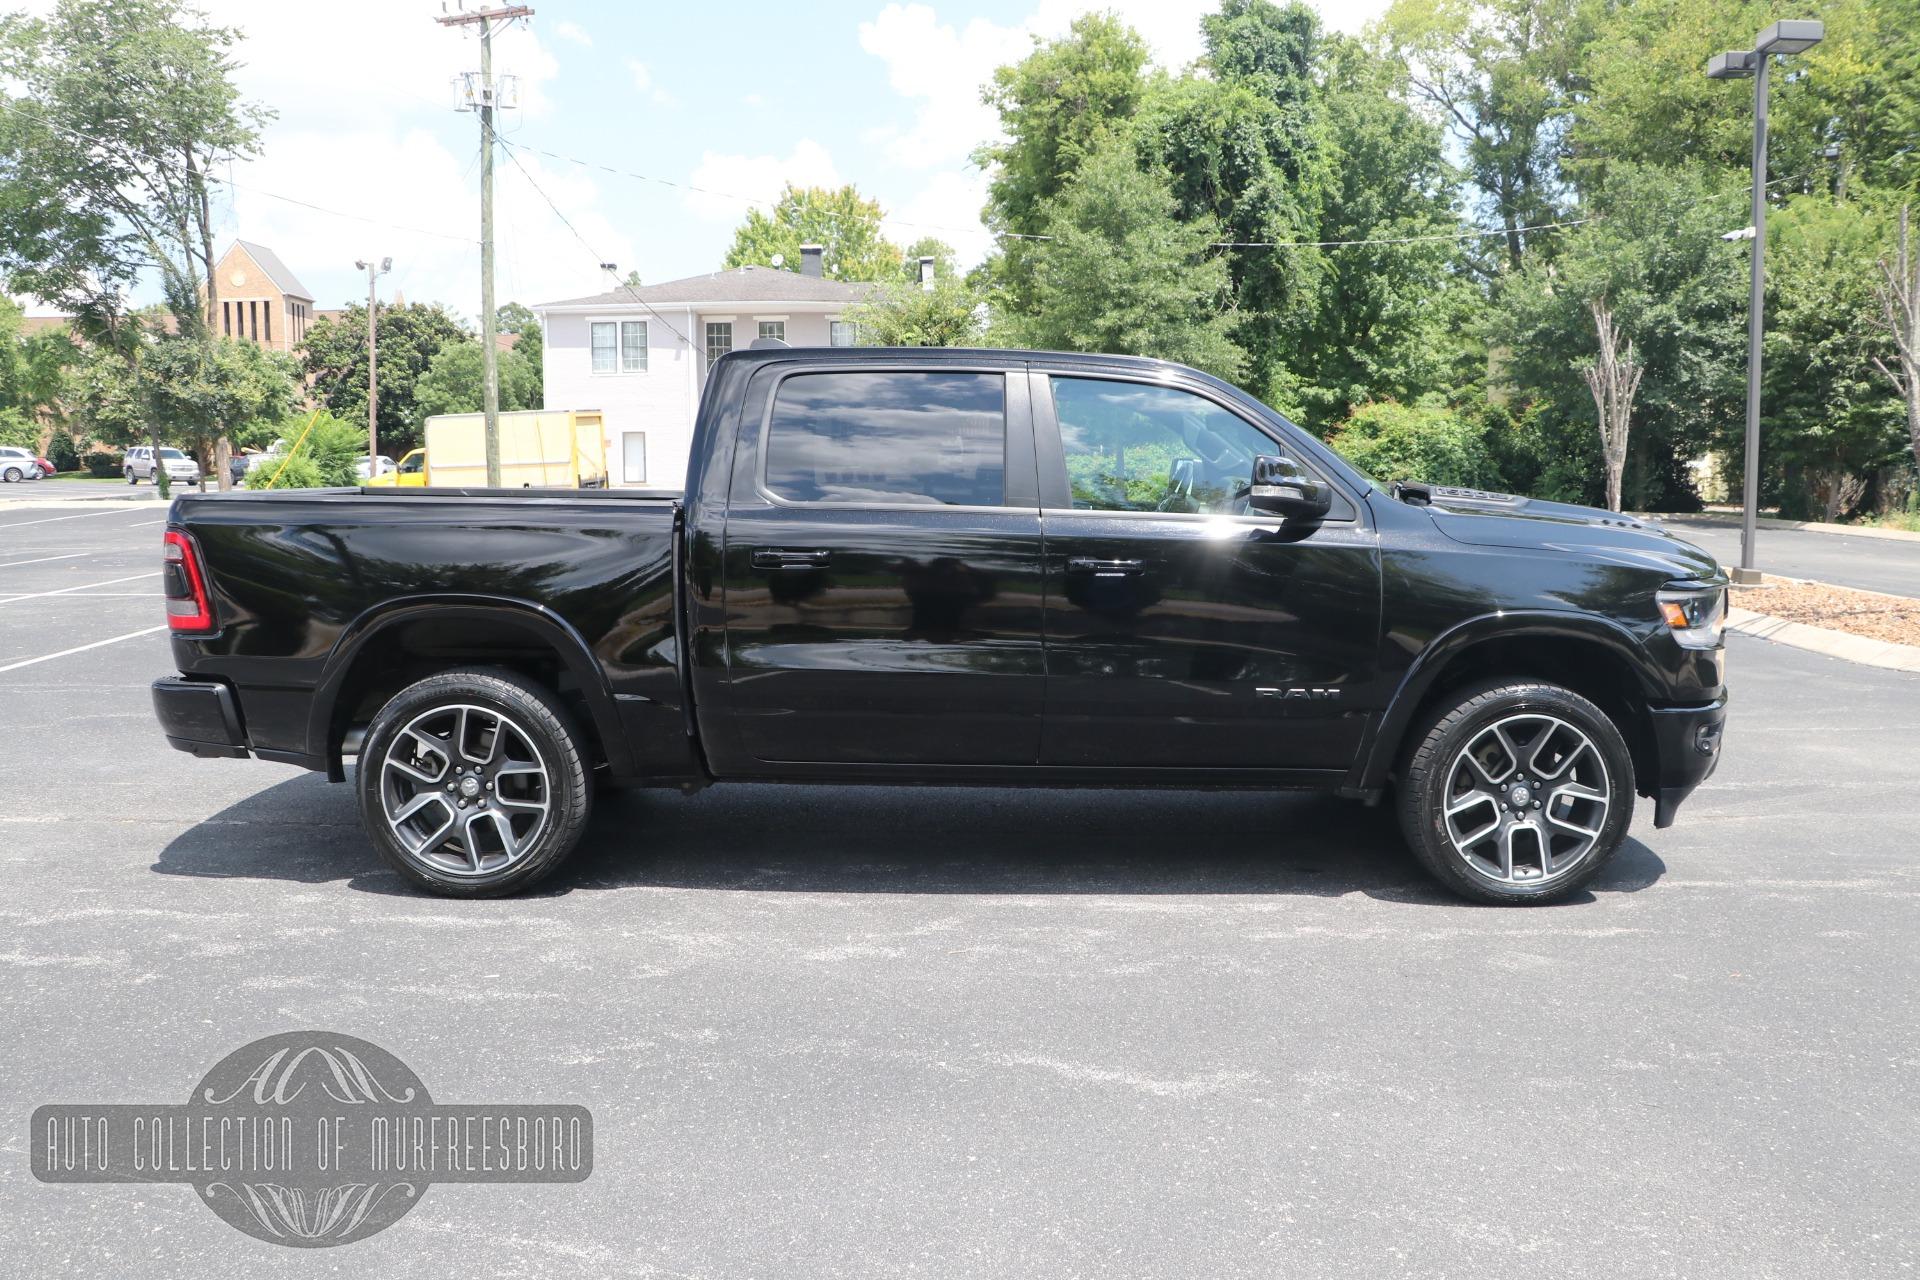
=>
[0,507,157,529]
[0,624,168,674]
[0,571,159,605]
[0,552,92,570]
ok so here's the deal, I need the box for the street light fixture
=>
[1705,19,1822,585]
[354,257,393,474]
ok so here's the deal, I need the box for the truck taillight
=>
[162,529,215,633]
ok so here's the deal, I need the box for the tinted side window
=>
[765,371,1006,506]
[1051,377,1280,515]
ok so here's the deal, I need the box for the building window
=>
[222,301,231,336]
[249,300,259,341]
[705,321,732,370]
[590,322,617,373]
[829,320,857,347]
[757,320,785,344]
[620,320,648,372]
[621,432,647,485]
[263,303,270,344]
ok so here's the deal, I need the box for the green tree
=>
[414,339,539,420]
[1001,134,1245,379]
[848,277,985,347]
[976,13,1153,315]
[1763,196,1903,518]
[0,0,270,481]
[899,236,958,282]
[723,184,903,282]
[1378,0,1589,272]
[300,302,470,455]
[0,298,76,451]
[1278,30,1474,428]
[1139,0,1329,407]
[1486,164,1748,509]
[496,300,543,402]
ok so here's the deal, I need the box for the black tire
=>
[356,667,592,897]
[126,469,138,485]
[2,467,20,483]
[1396,679,1634,905]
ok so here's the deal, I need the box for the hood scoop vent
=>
[1391,480,1527,510]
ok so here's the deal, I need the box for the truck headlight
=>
[1657,587,1726,649]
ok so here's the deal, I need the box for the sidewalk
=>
[1650,510,1920,545]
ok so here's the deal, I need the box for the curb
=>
[1727,606,1920,674]
[1649,511,1920,545]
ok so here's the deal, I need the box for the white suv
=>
[124,446,202,486]
[0,446,43,483]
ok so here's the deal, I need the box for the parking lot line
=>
[0,507,154,529]
[0,624,167,674]
[0,572,160,605]
[0,552,92,570]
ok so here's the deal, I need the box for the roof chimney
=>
[918,255,936,291]
[799,244,824,278]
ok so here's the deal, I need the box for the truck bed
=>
[167,485,690,779]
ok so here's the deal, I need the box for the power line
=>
[0,97,478,247]
[496,138,694,347]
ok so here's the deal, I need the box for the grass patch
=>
[1859,511,1920,533]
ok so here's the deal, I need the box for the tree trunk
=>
[1874,205,1920,480]
[1582,302,1645,514]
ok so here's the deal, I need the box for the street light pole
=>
[354,257,391,474]
[1707,20,1824,585]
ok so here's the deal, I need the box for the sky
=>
[23,0,1396,323]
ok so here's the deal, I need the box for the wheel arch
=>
[309,595,633,782]
[1354,612,1661,797]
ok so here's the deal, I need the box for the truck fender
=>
[1347,609,1658,793]
[308,594,635,781]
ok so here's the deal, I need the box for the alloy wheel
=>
[378,703,552,878]
[1441,712,1612,886]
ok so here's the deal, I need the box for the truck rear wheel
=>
[1396,680,1634,905]
[356,667,592,897]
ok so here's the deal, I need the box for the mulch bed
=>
[1733,579,1920,648]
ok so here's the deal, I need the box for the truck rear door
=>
[704,362,1046,770]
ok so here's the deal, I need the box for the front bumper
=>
[152,676,247,759]
[1647,695,1727,828]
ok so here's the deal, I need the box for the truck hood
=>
[1398,484,1722,581]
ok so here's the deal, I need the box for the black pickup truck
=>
[153,346,1727,904]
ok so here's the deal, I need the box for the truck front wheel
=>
[1396,680,1634,905]
[356,667,592,897]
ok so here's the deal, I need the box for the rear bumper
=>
[1647,696,1727,828]
[152,676,247,759]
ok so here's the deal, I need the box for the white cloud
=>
[554,20,590,46]
[684,140,841,226]
[626,59,677,106]
[886,169,993,264]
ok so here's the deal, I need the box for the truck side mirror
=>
[1247,455,1332,522]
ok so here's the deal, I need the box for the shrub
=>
[244,453,321,490]
[86,451,121,478]
[1326,401,1502,490]
[46,432,82,473]
[244,412,360,489]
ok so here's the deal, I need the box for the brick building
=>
[209,240,316,353]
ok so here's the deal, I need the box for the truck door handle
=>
[752,548,832,570]
[1066,557,1146,577]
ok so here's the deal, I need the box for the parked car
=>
[152,346,1728,905]
[124,445,202,486]
[355,455,398,481]
[365,448,426,488]
[32,456,55,476]
[0,446,44,482]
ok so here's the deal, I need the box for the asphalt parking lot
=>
[2,500,1916,1278]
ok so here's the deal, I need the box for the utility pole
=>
[437,3,531,488]
[354,257,391,475]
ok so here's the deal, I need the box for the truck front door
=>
[1032,370,1381,773]
[708,364,1046,770]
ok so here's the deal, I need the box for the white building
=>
[535,246,878,489]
